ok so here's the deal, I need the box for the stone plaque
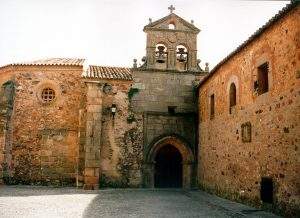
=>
[241,122,251,143]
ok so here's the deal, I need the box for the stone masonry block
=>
[84,176,99,185]
[84,168,95,177]
[85,160,100,168]
[87,89,98,98]
[87,105,101,113]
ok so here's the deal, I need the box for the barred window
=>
[41,88,55,103]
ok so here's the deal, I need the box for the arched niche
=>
[176,44,188,71]
[154,43,168,69]
[168,22,176,30]
[229,83,237,114]
[227,75,239,114]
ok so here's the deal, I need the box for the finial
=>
[168,5,175,14]
[191,20,194,24]
[149,18,152,24]
[133,59,137,68]
[205,62,209,72]
[197,59,201,64]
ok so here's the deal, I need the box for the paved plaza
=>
[0,186,279,218]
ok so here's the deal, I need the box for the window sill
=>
[254,91,270,104]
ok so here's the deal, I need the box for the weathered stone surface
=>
[131,71,200,113]
[0,65,84,185]
[96,80,144,187]
[0,80,15,184]
[197,5,299,216]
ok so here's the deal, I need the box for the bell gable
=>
[143,13,200,34]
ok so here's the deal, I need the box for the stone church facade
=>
[0,8,206,190]
[0,2,299,216]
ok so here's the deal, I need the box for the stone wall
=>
[0,80,15,184]
[198,5,299,215]
[0,67,15,87]
[131,69,203,188]
[81,79,144,188]
[131,70,198,113]
[131,69,201,149]
[1,65,84,185]
[144,113,196,153]
[80,68,202,188]
[101,81,143,187]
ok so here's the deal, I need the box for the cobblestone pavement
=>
[0,186,280,218]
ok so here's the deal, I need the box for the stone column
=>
[143,161,155,188]
[0,81,15,184]
[84,81,103,190]
[146,47,156,69]
[167,48,176,70]
[188,50,197,71]
[182,161,192,189]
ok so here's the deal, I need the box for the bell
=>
[157,53,165,63]
[156,46,166,63]
[177,48,186,62]
[178,54,186,62]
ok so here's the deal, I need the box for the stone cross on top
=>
[168,5,175,13]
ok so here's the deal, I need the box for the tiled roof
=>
[83,65,132,80]
[1,58,85,68]
[197,2,298,88]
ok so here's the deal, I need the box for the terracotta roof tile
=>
[0,58,85,69]
[12,58,84,67]
[83,65,132,80]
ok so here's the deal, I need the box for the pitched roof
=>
[197,2,298,88]
[1,58,85,68]
[83,65,133,80]
[144,13,200,33]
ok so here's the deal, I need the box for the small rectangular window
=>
[256,62,269,95]
[210,94,215,119]
[168,106,176,115]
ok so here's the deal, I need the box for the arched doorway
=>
[144,135,194,189]
[154,145,182,188]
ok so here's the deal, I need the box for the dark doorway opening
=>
[154,145,182,188]
[260,177,274,203]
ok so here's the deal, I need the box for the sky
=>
[0,0,289,69]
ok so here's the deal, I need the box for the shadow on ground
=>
[0,186,280,218]
[0,185,96,196]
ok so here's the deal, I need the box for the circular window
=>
[41,88,56,103]
[103,83,113,94]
